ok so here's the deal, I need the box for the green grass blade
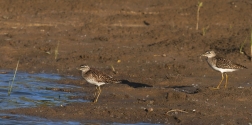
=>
[8,60,19,96]
[251,28,252,61]
[55,41,60,60]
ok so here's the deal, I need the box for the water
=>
[0,71,85,109]
[0,70,86,124]
[0,113,81,125]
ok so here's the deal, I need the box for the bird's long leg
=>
[92,86,99,103]
[212,73,224,89]
[224,73,228,88]
[93,86,101,103]
[94,86,98,97]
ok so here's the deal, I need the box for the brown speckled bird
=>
[201,50,247,89]
[79,65,121,103]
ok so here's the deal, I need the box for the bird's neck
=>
[81,69,90,74]
[207,57,216,67]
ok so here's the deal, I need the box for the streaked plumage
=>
[201,50,247,89]
[79,65,121,103]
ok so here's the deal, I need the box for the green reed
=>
[8,60,19,96]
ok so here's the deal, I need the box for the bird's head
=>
[79,65,90,73]
[201,50,216,58]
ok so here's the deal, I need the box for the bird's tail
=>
[110,79,122,84]
[235,63,247,69]
[113,79,122,84]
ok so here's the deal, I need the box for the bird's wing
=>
[215,57,246,69]
[90,68,118,83]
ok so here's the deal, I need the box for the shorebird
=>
[79,65,121,103]
[201,50,247,89]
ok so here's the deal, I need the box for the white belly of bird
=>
[211,66,238,73]
[85,78,106,86]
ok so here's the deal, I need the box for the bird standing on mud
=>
[201,50,247,89]
[79,65,121,103]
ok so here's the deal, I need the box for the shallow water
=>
[0,70,87,124]
[0,70,86,110]
[0,113,81,125]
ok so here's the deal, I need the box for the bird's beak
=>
[199,55,202,59]
[200,53,207,57]
[199,53,206,59]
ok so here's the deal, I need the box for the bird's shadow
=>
[120,80,152,88]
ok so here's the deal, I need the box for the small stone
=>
[147,108,153,112]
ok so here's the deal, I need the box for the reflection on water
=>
[0,70,85,110]
[0,114,81,125]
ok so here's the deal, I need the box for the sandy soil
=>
[1,0,252,124]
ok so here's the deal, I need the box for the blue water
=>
[0,114,81,125]
[0,71,85,110]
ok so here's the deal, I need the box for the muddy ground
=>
[0,0,252,124]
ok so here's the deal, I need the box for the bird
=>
[79,64,121,103]
[201,50,247,89]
